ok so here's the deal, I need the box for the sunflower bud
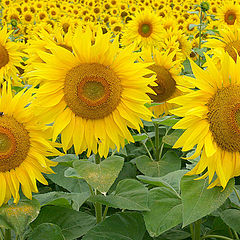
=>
[11,19,18,27]
[200,1,210,12]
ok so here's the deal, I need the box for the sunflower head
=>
[0,83,60,207]
[31,26,155,157]
[121,10,163,49]
[170,51,240,189]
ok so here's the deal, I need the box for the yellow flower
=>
[0,26,24,85]
[170,51,240,189]
[142,48,193,116]
[204,25,240,63]
[0,83,60,207]
[217,1,240,26]
[121,10,163,49]
[31,27,154,157]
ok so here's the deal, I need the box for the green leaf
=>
[152,116,179,127]
[52,154,78,163]
[64,167,83,179]
[31,206,96,240]
[181,175,235,227]
[143,187,182,237]
[137,175,176,193]
[0,198,40,235]
[160,170,188,193]
[90,179,149,211]
[28,223,64,240]
[34,191,90,210]
[82,212,146,240]
[132,133,148,142]
[162,130,184,146]
[161,230,191,240]
[47,165,89,193]
[135,151,181,177]
[73,156,124,194]
[137,170,187,193]
[220,209,240,233]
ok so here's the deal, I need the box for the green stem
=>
[87,183,94,196]
[233,230,239,240]
[94,153,102,224]
[102,205,109,220]
[4,229,11,240]
[158,127,170,160]
[228,227,234,239]
[194,219,201,240]
[141,127,156,155]
[234,187,240,202]
[154,123,160,160]
[142,142,154,161]
[95,198,102,224]
[201,235,234,240]
[190,224,195,240]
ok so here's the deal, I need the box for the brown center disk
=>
[224,10,237,25]
[138,22,152,38]
[147,64,176,102]
[0,115,30,172]
[207,85,240,152]
[64,63,122,119]
[225,40,240,62]
[0,44,9,69]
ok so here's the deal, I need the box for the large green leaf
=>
[162,130,184,146]
[137,170,187,193]
[0,198,40,236]
[73,156,124,194]
[82,212,146,240]
[152,116,179,127]
[31,206,96,240]
[181,175,235,226]
[34,191,90,210]
[137,175,176,193]
[220,209,240,233]
[47,164,89,193]
[52,154,78,164]
[90,179,149,211]
[143,187,182,237]
[28,223,64,240]
[135,151,181,177]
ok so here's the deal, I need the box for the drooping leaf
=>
[34,191,90,210]
[162,130,184,146]
[181,175,235,226]
[82,212,146,240]
[220,209,240,233]
[47,164,89,193]
[143,187,182,237]
[135,151,181,177]
[31,205,96,240]
[0,198,40,236]
[28,223,64,240]
[90,179,149,211]
[73,156,124,194]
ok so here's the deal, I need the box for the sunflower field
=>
[1,0,240,239]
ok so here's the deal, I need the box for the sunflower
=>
[121,10,163,49]
[0,26,24,86]
[25,26,73,85]
[217,2,240,26]
[0,83,60,207]
[204,25,240,63]
[170,51,240,189]
[162,28,192,60]
[142,49,193,116]
[30,27,154,157]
